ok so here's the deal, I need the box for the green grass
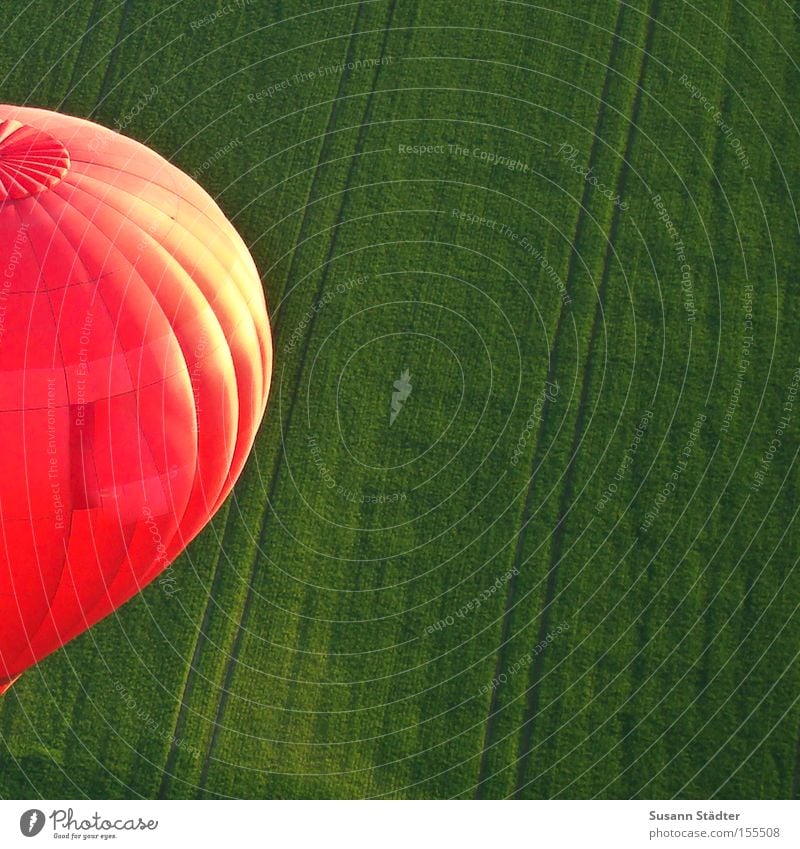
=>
[0,0,799,799]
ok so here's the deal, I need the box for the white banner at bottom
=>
[0,799,796,848]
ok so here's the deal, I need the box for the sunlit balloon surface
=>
[0,105,272,693]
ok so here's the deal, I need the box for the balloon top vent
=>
[0,119,70,201]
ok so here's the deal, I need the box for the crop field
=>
[0,0,799,799]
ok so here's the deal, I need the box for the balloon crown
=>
[0,119,70,201]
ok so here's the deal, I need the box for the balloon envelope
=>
[0,105,271,692]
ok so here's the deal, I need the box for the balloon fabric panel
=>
[0,106,272,690]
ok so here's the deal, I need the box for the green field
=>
[1,0,799,799]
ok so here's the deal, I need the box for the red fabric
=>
[0,106,272,684]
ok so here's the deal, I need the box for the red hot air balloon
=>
[0,105,272,694]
